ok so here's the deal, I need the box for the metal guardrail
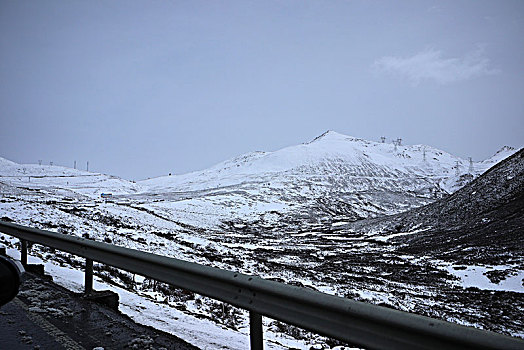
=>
[0,221,522,350]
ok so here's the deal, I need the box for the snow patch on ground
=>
[439,262,524,293]
[3,246,313,350]
[371,228,429,242]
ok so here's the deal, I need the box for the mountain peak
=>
[496,145,516,154]
[307,130,350,144]
[483,145,518,163]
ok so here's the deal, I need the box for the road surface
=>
[0,271,199,350]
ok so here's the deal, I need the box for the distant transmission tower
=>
[87,161,89,172]
[74,160,76,169]
[423,148,427,162]
[380,136,386,143]
[50,161,53,166]
[397,138,402,146]
[38,160,42,166]
[393,139,398,151]
[468,157,474,174]
[455,161,460,176]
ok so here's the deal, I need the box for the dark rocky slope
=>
[348,148,524,266]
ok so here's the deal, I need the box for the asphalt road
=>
[0,272,199,350]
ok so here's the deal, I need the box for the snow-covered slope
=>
[1,132,517,231]
[480,145,517,165]
[136,131,516,229]
[0,157,143,198]
[142,131,471,191]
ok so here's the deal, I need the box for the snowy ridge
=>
[1,133,518,231]
[0,157,143,198]
[481,145,517,165]
[135,131,517,229]
[141,131,503,192]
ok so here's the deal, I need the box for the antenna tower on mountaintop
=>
[397,138,402,146]
[38,160,42,166]
[74,160,76,169]
[455,161,460,176]
[468,157,474,174]
[423,148,427,162]
[380,136,386,143]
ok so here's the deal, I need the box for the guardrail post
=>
[85,258,93,294]
[21,239,27,266]
[249,311,263,350]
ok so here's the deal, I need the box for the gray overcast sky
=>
[1,1,523,180]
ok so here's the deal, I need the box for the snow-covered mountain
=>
[0,132,517,234]
[1,131,517,231]
[0,133,522,348]
[142,130,475,191]
[135,131,516,230]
